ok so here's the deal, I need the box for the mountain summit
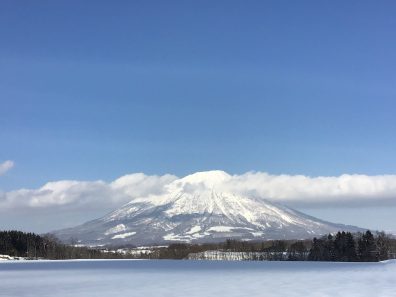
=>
[54,170,362,246]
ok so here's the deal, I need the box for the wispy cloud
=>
[0,160,14,176]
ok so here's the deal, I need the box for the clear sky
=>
[1,1,396,233]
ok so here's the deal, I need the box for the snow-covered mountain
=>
[53,170,363,246]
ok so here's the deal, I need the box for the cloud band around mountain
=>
[1,171,396,214]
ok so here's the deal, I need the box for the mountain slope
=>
[53,171,363,246]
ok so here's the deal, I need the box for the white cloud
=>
[0,160,14,175]
[111,173,177,198]
[217,172,396,206]
[0,173,178,211]
[1,171,396,214]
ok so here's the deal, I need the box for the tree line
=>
[308,230,394,262]
[0,230,124,259]
[1,229,395,261]
[147,230,396,261]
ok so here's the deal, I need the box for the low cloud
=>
[0,160,14,175]
[0,173,177,211]
[1,171,396,213]
[218,172,396,207]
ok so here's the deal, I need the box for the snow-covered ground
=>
[1,260,395,297]
[0,254,26,261]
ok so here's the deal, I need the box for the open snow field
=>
[1,260,395,297]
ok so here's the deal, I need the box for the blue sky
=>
[1,1,396,232]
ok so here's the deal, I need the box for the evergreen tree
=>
[345,232,357,261]
[323,234,335,261]
[333,232,344,261]
[308,238,323,261]
[358,230,377,262]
